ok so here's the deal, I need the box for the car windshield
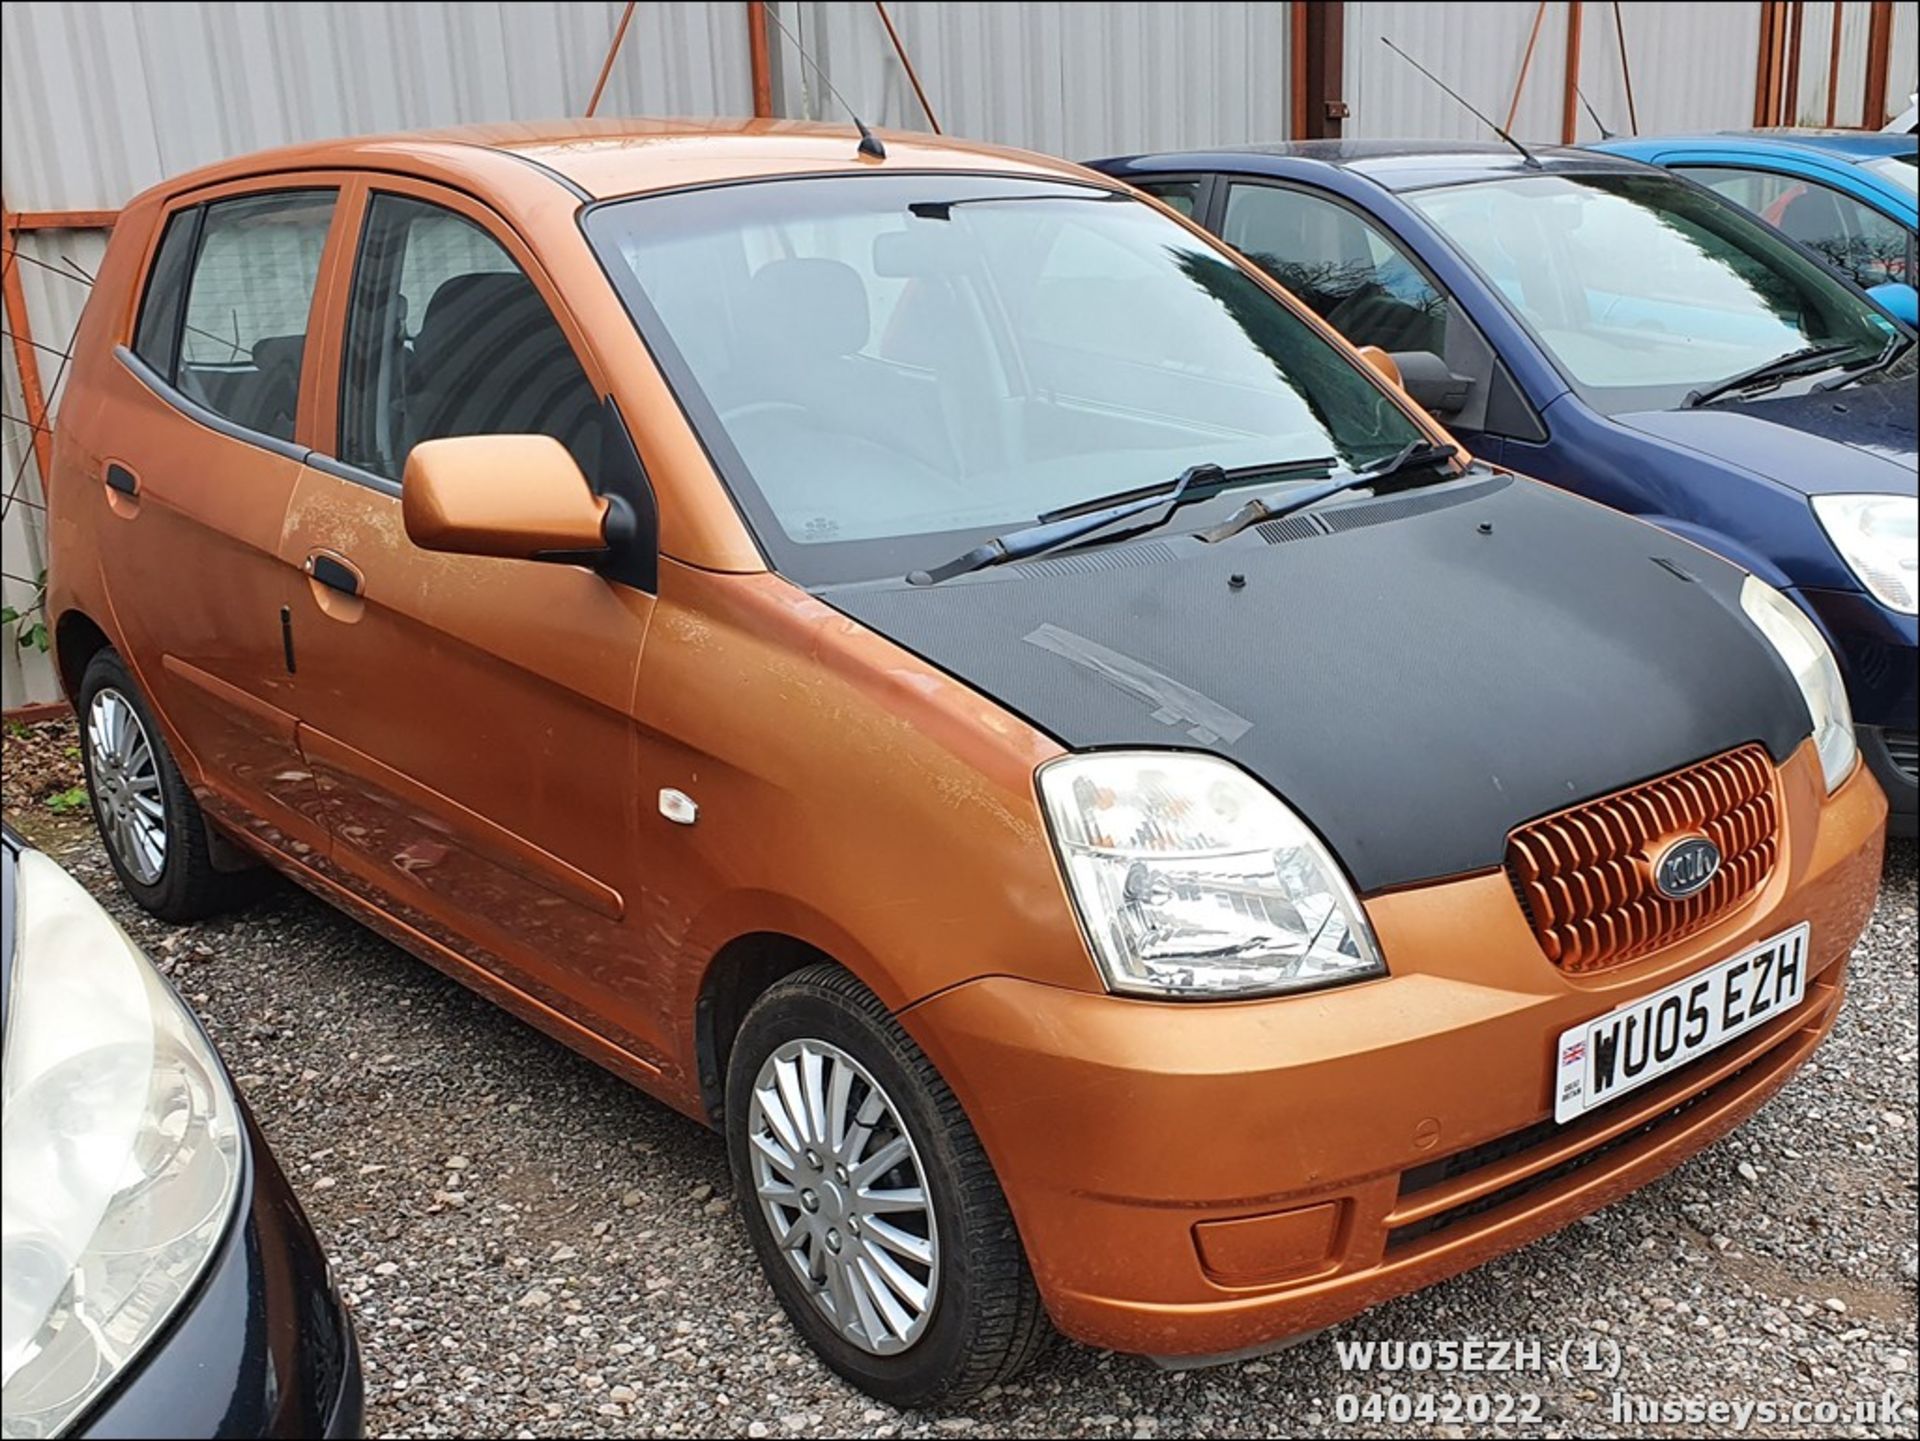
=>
[585,173,1426,585]
[1408,172,1900,414]
[1862,152,1917,195]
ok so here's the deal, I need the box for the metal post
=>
[1782,0,1805,125]
[748,1,775,118]
[1561,1,1584,143]
[0,206,56,484]
[874,2,939,132]
[1507,1,1551,133]
[1862,0,1893,127]
[1300,2,1348,138]
[584,1,637,117]
[1826,0,1844,127]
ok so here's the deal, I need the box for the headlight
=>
[1812,493,1918,615]
[1739,575,1857,793]
[1037,752,1386,998]
[2,851,242,1440]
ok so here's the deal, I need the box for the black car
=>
[1,826,362,1437]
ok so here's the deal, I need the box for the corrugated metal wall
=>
[1345,1,1577,142]
[4,1,1913,706]
[1892,2,1919,118]
[781,1,1294,157]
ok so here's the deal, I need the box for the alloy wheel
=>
[87,687,167,885]
[746,1038,939,1355]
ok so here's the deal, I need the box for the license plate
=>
[1553,923,1808,1123]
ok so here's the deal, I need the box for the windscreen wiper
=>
[1197,441,1460,545]
[1812,333,1910,392]
[908,463,1226,585]
[907,455,1338,585]
[1682,343,1862,409]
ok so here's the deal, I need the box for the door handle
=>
[306,553,363,598]
[105,463,139,496]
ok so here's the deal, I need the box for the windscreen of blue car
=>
[1409,172,1900,414]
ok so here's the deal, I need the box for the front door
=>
[276,182,667,1064]
[86,183,349,853]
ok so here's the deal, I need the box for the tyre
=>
[726,963,1050,1407]
[77,648,250,921]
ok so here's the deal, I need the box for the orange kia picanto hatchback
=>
[46,120,1885,1405]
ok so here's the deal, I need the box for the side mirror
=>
[1864,281,1919,329]
[403,435,622,563]
[1355,345,1403,390]
[1387,350,1474,417]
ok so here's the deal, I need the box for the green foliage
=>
[2,568,51,652]
[43,783,89,814]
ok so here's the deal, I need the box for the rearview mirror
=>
[1864,281,1918,329]
[1387,350,1474,417]
[403,435,619,563]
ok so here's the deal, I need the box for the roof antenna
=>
[757,0,887,159]
[1576,86,1617,140]
[1381,36,1543,169]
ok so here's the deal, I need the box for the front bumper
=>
[902,742,1885,1358]
[76,1101,363,1439]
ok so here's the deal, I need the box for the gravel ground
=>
[5,720,1915,1439]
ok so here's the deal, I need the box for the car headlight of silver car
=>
[1811,493,1917,615]
[2,851,242,1440]
[1038,751,1386,999]
[1739,575,1857,794]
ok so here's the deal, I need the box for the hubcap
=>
[87,688,166,885]
[747,1039,939,1355]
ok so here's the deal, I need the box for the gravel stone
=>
[4,730,1913,1437]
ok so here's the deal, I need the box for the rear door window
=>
[1222,182,1450,356]
[175,190,336,441]
[338,194,603,484]
[1679,164,1912,289]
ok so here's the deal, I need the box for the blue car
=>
[1590,129,1916,316]
[1089,142,1918,833]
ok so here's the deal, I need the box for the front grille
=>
[1507,745,1779,973]
[1887,731,1919,785]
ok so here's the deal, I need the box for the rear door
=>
[88,180,351,852]
[277,179,666,1064]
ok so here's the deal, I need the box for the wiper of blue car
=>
[1681,343,1864,408]
[1812,333,1911,392]
[1197,441,1461,545]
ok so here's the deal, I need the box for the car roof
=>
[1099,139,1656,192]
[140,117,1106,207]
[1597,128,1918,165]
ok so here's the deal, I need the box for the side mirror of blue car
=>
[1864,281,1919,328]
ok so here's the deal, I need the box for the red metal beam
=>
[1753,1,1785,126]
[874,2,939,133]
[1506,1,1551,134]
[1826,0,1844,128]
[1862,0,1893,127]
[1290,3,1310,139]
[748,1,774,118]
[1612,0,1639,133]
[5,210,116,232]
[0,203,56,484]
[1782,0,1805,125]
[584,1,636,117]
[1561,0,1584,144]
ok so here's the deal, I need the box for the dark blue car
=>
[1090,142,1918,834]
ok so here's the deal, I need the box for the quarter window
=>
[338,194,602,483]
[1680,165,1912,290]
[1222,183,1450,356]
[176,190,336,441]
[131,207,200,378]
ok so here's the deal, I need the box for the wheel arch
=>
[53,608,114,706]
